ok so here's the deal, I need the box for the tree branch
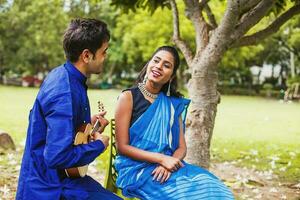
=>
[199,0,210,8]
[169,0,193,66]
[184,0,209,53]
[275,36,300,57]
[234,4,300,47]
[239,0,263,14]
[212,0,240,46]
[232,0,274,39]
[204,3,218,28]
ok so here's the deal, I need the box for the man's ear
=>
[81,49,91,63]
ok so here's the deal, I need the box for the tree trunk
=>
[107,64,116,84]
[290,51,295,78]
[184,38,225,168]
[185,66,220,169]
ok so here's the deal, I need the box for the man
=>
[16,18,122,200]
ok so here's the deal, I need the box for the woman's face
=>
[146,50,175,86]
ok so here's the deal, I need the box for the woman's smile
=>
[151,70,162,78]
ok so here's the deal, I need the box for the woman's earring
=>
[143,74,148,84]
[167,81,171,96]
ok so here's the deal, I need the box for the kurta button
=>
[83,120,86,123]
[85,107,87,110]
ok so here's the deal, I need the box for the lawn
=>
[212,95,300,182]
[0,85,299,182]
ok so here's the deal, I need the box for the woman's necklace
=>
[138,82,158,99]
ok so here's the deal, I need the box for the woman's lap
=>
[125,164,234,200]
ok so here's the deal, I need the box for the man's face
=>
[87,41,109,75]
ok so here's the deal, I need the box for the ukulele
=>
[64,101,105,178]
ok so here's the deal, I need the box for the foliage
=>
[262,83,273,90]
[111,0,170,14]
[254,15,300,69]
[218,46,263,86]
[287,75,300,85]
[0,0,120,76]
[0,0,68,74]
[0,0,299,91]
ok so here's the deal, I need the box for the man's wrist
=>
[93,140,105,150]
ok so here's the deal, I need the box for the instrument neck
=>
[91,120,101,135]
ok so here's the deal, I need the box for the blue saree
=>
[115,92,234,200]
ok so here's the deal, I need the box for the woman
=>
[114,46,234,200]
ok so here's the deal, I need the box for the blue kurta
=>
[16,61,122,200]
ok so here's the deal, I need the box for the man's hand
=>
[93,132,110,149]
[91,111,109,133]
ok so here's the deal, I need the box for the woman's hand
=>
[152,165,171,183]
[159,154,184,172]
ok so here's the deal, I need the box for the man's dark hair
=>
[63,18,110,62]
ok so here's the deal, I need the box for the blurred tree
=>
[112,0,300,168]
[111,1,195,87]
[0,0,67,75]
[64,0,121,85]
[257,15,300,82]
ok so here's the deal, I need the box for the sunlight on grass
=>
[214,96,300,144]
[212,95,300,182]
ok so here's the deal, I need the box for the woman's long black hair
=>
[135,46,183,97]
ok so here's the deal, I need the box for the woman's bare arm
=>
[115,91,163,163]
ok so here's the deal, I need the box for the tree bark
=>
[184,38,225,168]
[185,69,220,168]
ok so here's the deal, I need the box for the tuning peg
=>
[98,101,105,112]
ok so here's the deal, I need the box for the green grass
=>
[212,96,300,182]
[0,85,120,144]
[0,86,38,145]
[0,85,299,182]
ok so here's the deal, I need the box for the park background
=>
[0,0,300,199]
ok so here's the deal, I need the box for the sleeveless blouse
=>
[124,86,151,126]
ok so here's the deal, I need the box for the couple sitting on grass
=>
[16,18,234,200]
